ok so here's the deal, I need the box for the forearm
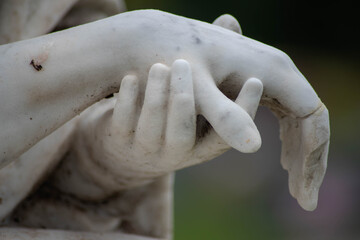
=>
[0,120,76,221]
[0,13,136,167]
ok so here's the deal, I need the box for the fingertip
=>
[172,59,191,77]
[119,75,139,101]
[172,59,190,70]
[206,103,262,153]
[151,63,169,70]
[149,63,170,79]
[225,127,262,154]
[170,59,193,95]
[121,75,138,88]
[246,78,263,94]
[298,196,318,212]
[213,14,242,34]
[239,126,262,153]
[225,115,262,153]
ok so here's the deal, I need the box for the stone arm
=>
[0,10,329,210]
[0,14,238,224]
[0,59,262,238]
[50,59,263,201]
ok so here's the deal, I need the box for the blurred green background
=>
[125,1,359,239]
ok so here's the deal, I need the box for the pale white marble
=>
[0,0,126,44]
[0,2,330,239]
[0,0,78,44]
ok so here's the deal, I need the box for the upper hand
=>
[118,11,329,210]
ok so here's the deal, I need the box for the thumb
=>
[194,71,261,153]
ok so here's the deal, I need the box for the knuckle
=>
[145,99,167,112]
[272,49,292,65]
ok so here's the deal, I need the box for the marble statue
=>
[0,0,330,239]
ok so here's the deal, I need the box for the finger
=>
[235,78,263,119]
[189,78,263,164]
[194,71,261,153]
[135,63,170,152]
[280,104,329,211]
[188,79,261,167]
[165,59,196,154]
[112,75,139,138]
[213,14,242,34]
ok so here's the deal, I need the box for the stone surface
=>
[0,2,330,239]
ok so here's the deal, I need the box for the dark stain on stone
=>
[30,59,43,71]
[192,35,202,44]
[105,93,114,99]
[196,115,212,140]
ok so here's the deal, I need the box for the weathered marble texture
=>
[0,0,126,44]
[0,1,330,239]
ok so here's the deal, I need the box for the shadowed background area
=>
[125,1,359,239]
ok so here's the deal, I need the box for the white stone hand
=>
[73,60,262,195]
[0,10,329,211]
